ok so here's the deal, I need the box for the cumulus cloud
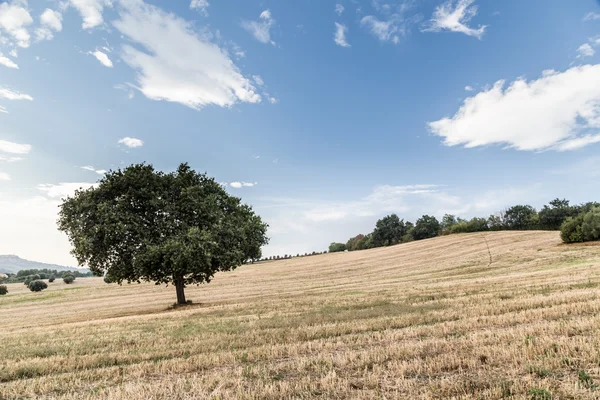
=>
[334,22,350,47]
[242,9,275,45]
[81,165,107,175]
[335,4,344,15]
[0,53,18,69]
[428,65,600,151]
[0,87,33,101]
[252,75,264,86]
[464,85,474,91]
[577,43,595,58]
[68,0,111,29]
[113,0,261,110]
[90,50,113,67]
[0,139,31,154]
[0,2,33,48]
[229,181,257,188]
[423,0,486,39]
[118,137,143,148]
[35,9,63,41]
[190,0,209,16]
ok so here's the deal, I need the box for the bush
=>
[23,274,41,285]
[48,275,55,283]
[0,285,7,295]
[582,207,600,242]
[328,242,346,253]
[63,273,75,284]
[28,280,48,292]
[103,275,113,284]
[561,214,585,243]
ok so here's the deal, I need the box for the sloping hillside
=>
[1,231,600,399]
[0,255,85,274]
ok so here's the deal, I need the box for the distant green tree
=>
[504,205,538,230]
[28,280,48,292]
[48,275,55,283]
[412,215,441,240]
[487,212,507,231]
[23,274,41,285]
[0,285,7,295]
[328,242,347,253]
[582,207,600,242]
[539,199,577,230]
[372,214,407,247]
[441,214,458,234]
[58,163,269,305]
[346,234,365,251]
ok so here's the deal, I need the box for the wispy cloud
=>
[423,0,486,39]
[230,181,257,188]
[89,50,113,67]
[190,0,209,16]
[242,9,275,45]
[80,165,107,175]
[577,43,595,58]
[118,137,144,148]
[335,4,344,16]
[0,53,18,69]
[0,140,31,154]
[334,22,350,47]
[583,12,600,21]
[0,88,33,101]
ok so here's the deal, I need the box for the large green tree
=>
[372,214,407,247]
[504,205,538,230]
[58,163,269,305]
[412,215,441,240]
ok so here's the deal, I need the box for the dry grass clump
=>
[1,231,600,399]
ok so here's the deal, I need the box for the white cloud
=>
[37,182,96,199]
[584,12,600,21]
[35,9,63,41]
[423,0,486,39]
[428,65,600,152]
[0,172,10,181]
[81,165,107,175]
[114,83,135,99]
[0,139,31,154]
[0,87,33,101]
[69,0,111,29]
[464,85,474,91]
[230,181,257,188]
[335,4,344,15]
[268,96,278,104]
[113,1,261,110]
[242,9,275,45]
[0,156,23,162]
[190,0,209,16]
[0,53,18,69]
[252,75,264,86]
[0,106,6,114]
[90,50,113,67]
[360,16,400,44]
[577,43,595,58]
[118,136,143,148]
[334,22,350,47]
[0,2,33,48]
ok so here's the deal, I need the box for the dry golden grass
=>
[2,231,600,399]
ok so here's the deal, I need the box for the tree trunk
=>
[175,277,186,305]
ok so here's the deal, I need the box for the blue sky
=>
[1,0,600,265]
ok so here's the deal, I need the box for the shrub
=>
[582,207,600,242]
[103,275,113,284]
[28,280,48,292]
[561,214,585,243]
[48,275,55,283]
[328,242,346,253]
[63,273,75,284]
[0,285,7,295]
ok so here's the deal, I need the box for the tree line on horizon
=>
[328,199,600,253]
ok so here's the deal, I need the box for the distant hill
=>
[0,255,88,275]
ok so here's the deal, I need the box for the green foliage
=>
[345,234,365,251]
[28,280,48,292]
[539,199,577,230]
[441,214,458,234]
[504,205,538,230]
[48,275,55,283]
[412,215,440,240]
[103,275,113,284]
[58,163,269,304]
[487,212,506,231]
[372,214,408,247]
[528,388,552,400]
[0,285,7,295]
[328,242,347,253]
[23,274,41,285]
[582,207,600,242]
[63,273,75,284]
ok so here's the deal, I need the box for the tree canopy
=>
[58,163,269,304]
[372,214,408,247]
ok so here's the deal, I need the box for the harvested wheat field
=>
[2,231,600,399]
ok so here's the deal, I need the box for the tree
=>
[372,214,407,247]
[538,199,577,230]
[63,273,75,284]
[48,275,55,283]
[412,215,440,240]
[329,242,346,253]
[441,214,458,234]
[0,285,7,295]
[561,214,585,243]
[28,280,48,292]
[346,234,365,251]
[582,207,600,242]
[58,163,269,305]
[504,205,538,230]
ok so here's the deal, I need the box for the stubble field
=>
[1,231,600,399]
